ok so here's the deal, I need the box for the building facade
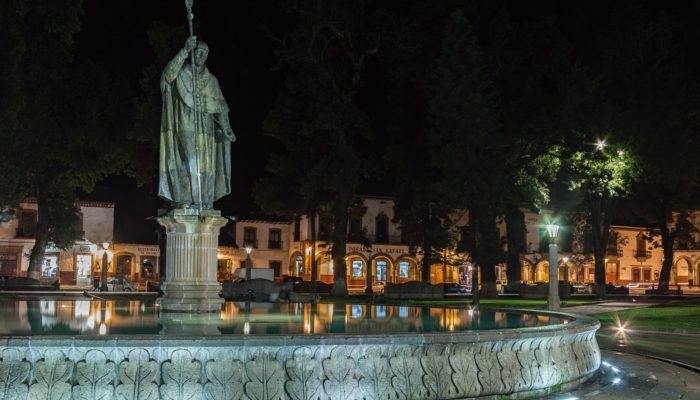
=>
[2,198,698,290]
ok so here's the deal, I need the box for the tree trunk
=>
[589,194,610,298]
[331,196,350,296]
[421,209,432,282]
[505,204,525,284]
[27,199,50,281]
[657,219,674,292]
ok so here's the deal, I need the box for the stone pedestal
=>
[157,209,227,312]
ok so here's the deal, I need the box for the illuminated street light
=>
[595,139,606,151]
[546,224,560,311]
[245,245,253,281]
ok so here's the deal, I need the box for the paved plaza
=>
[547,300,700,399]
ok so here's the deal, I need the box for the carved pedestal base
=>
[157,209,227,313]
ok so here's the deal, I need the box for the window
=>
[243,227,257,248]
[376,305,386,318]
[375,213,389,243]
[352,260,363,277]
[351,305,363,319]
[42,255,59,278]
[268,229,282,249]
[376,260,387,281]
[269,261,282,277]
[399,261,410,278]
[295,255,303,275]
[18,210,37,237]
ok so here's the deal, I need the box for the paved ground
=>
[549,350,700,399]
[545,300,700,399]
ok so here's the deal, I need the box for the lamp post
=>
[546,224,560,311]
[245,245,252,281]
[562,256,570,285]
[100,242,110,292]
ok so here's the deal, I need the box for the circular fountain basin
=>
[0,300,600,399]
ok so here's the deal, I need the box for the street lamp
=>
[562,256,570,285]
[546,224,560,311]
[245,245,252,281]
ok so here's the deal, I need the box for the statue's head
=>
[194,41,209,66]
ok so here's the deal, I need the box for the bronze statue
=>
[158,36,235,210]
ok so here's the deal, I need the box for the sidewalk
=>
[549,350,700,399]
[545,299,700,398]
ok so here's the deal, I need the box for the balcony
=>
[243,240,258,249]
[634,250,651,258]
[267,240,283,250]
[606,247,622,257]
[365,234,404,245]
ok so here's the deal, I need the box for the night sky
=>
[73,0,700,244]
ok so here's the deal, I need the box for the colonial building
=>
[2,198,698,290]
[0,201,159,287]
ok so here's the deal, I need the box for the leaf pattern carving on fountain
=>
[73,349,115,400]
[28,348,72,400]
[322,347,359,400]
[204,350,245,400]
[535,338,559,386]
[161,349,202,400]
[358,353,393,400]
[285,347,322,400]
[245,350,285,400]
[420,345,455,399]
[449,343,481,398]
[474,342,504,395]
[116,348,159,400]
[389,350,423,400]
[497,342,521,393]
[0,348,30,400]
[516,339,542,391]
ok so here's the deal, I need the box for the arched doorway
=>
[673,257,691,284]
[115,254,134,281]
[534,261,548,282]
[288,252,303,277]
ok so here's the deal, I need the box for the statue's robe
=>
[158,48,232,208]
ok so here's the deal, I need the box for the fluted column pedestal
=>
[157,209,227,312]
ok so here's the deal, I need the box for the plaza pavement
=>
[547,300,700,399]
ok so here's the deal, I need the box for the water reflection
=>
[0,300,568,336]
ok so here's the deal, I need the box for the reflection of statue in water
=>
[158,36,235,210]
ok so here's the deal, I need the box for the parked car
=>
[371,281,386,293]
[106,278,134,292]
[444,283,469,294]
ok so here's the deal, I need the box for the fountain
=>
[0,299,600,399]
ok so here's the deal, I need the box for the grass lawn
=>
[593,299,700,331]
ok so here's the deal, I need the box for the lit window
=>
[399,261,410,278]
[352,260,363,277]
